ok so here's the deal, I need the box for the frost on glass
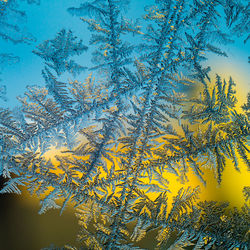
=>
[0,53,19,101]
[0,0,37,99]
[0,0,250,249]
[0,0,36,44]
[0,84,7,101]
[33,29,88,77]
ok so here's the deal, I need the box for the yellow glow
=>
[207,52,249,108]
[187,158,250,207]
[20,133,249,211]
[20,55,249,211]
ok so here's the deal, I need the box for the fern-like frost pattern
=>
[0,0,250,249]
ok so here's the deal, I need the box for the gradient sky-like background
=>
[0,0,249,249]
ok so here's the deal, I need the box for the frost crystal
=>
[0,0,249,249]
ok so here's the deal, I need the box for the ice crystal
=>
[0,0,249,249]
